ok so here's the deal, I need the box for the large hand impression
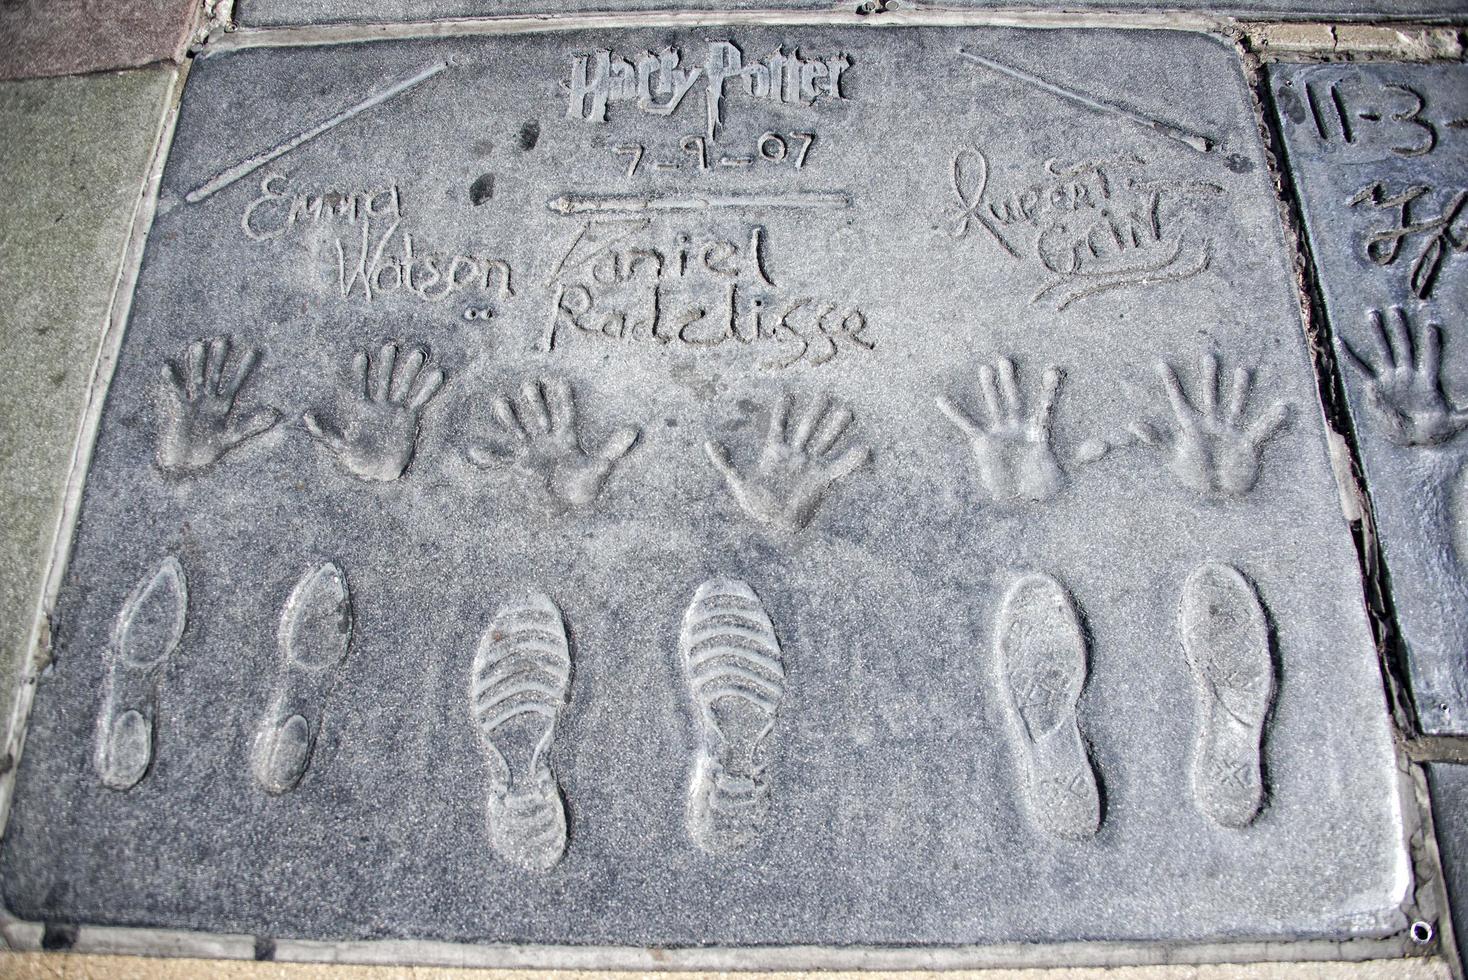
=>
[304,341,446,482]
[705,392,872,532]
[156,336,280,474]
[1343,306,1468,447]
[937,356,1064,504]
[469,377,640,508]
[1132,353,1292,497]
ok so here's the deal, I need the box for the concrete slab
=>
[1428,763,1468,974]
[0,66,176,751]
[0,26,1410,964]
[231,0,839,27]
[1270,62,1468,737]
[229,0,1468,29]
[0,0,198,82]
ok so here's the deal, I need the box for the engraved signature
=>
[544,220,874,369]
[238,173,516,313]
[1349,181,1467,300]
[949,146,1221,310]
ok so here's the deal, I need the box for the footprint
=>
[680,578,785,854]
[470,591,571,871]
[1178,562,1274,829]
[251,563,353,795]
[994,572,1100,841]
[93,557,188,791]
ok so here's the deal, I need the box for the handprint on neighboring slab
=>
[1131,353,1292,497]
[936,356,1065,504]
[704,392,872,533]
[156,336,280,475]
[468,377,640,509]
[1342,306,1468,448]
[303,341,446,482]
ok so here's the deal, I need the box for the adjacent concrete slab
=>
[0,0,197,82]
[1271,62,1468,737]
[1,27,1409,961]
[231,0,832,27]
[1427,764,1468,971]
[0,66,176,749]
[230,0,1468,29]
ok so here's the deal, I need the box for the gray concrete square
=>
[0,66,177,747]
[1,27,1409,957]
[1271,61,1468,737]
[0,0,197,81]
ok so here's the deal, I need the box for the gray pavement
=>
[0,65,177,751]
[0,4,1463,977]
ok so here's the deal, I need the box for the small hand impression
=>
[937,356,1064,504]
[1131,353,1292,498]
[156,336,280,475]
[1343,306,1468,448]
[705,392,872,533]
[469,377,640,509]
[304,341,445,482]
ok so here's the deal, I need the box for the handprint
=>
[1342,306,1468,447]
[936,356,1064,504]
[156,336,280,475]
[303,341,445,482]
[1131,353,1292,497]
[704,392,872,532]
[468,377,640,508]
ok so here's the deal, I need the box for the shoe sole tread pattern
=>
[1179,562,1274,830]
[471,590,571,872]
[681,578,784,854]
[995,571,1101,842]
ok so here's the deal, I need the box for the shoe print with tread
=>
[995,572,1100,841]
[251,562,353,795]
[470,590,571,871]
[1179,562,1274,829]
[681,577,785,854]
[93,556,188,791]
